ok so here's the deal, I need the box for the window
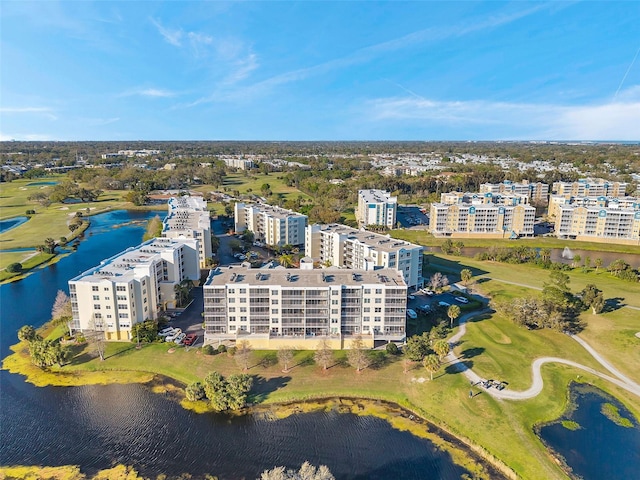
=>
[332,290,338,295]
[229,316,236,322]
[364,289,371,294]
[117,295,126,301]
[364,298,370,303]
[272,299,279,305]
[240,298,246,303]
[272,309,279,314]
[118,313,129,319]
[375,298,381,304]
[103,287,109,291]
[106,314,112,319]
[228,298,235,303]
[271,290,278,295]
[92,286,99,292]
[118,304,127,310]
[331,309,338,314]
[116,286,126,292]
[332,299,338,305]
[240,307,247,313]
[94,313,102,319]
[93,304,101,310]
[93,295,100,301]
[105,305,111,309]
[228,289,235,294]
[240,316,247,322]
[228,307,236,312]
[375,307,382,313]
[375,289,382,294]
[363,316,370,321]
[364,307,370,312]
[240,288,246,294]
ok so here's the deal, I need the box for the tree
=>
[235,340,253,371]
[594,257,603,272]
[260,462,335,480]
[581,284,605,314]
[608,259,630,277]
[174,279,192,308]
[51,290,73,336]
[185,382,206,401]
[385,342,399,355]
[201,371,253,411]
[18,325,39,343]
[6,262,22,273]
[277,347,294,373]
[278,254,293,268]
[460,268,473,286]
[572,254,581,268]
[539,248,552,263]
[44,237,56,254]
[88,314,106,361]
[428,272,449,292]
[423,354,441,381]
[314,339,334,371]
[433,339,450,360]
[346,336,370,373]
[447,305,461,328]
[404,333,431,361]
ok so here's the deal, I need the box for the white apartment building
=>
[548,195,640,220]
[221,157,254,170]
[429,203,535,238]
[480,180,549,204]
[305,224,423,289]
[556,205,640,245]
[203,265,407,349]
[162,196,212,268]
[68,238,200,341]
[552,179,628,198]
[235,203,307,247]
[356,189,398,228]
[440,191,529,206]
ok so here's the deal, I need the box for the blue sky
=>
[1,1,639,141]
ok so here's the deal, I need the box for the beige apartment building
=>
[548,195,640,220]
[203,264,407,349]
[305,223,423,289]
[235,203,307,247]
[440,191,529,206]
[556,205,640,245]
[162,196,212,268]
[356,189,398,228]
[552,179,628,198]
[480,180,549,204]
[68,238,200,341]
[429,203,535,238]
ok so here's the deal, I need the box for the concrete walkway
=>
[444,310,640,400]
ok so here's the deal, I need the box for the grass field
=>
[391,229,640,255]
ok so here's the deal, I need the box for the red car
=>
[183,333,197,346]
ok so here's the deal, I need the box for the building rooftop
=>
[205,265,406,288]
[311,223,421,253]
[358,189,397,204]
[242,203,307,220]
[164,196,210,232]
[70,237,195,283]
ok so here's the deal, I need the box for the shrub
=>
[203,344,215,355]
[6,262,22,273]
[185,381,206,401]
[385,342,399,355]
[26,209,36,215]
[217,344,227,353]
[226,346,236,357]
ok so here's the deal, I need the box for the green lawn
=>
[218,173,312,202]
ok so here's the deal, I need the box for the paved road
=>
[444,310,640,400]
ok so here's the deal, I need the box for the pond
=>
[538,383,640,480]
[26,181,58,186]
[0,210,482,479]
[0,216,29,234]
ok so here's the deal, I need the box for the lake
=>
[538,383,640,480]
[0,216,29,234]
[0,210,479,479]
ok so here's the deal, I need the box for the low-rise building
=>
[440,191,529,206]
[162,196,212,268]
[235,203,307,247]
[555,205,640,244]
[356,189,397,228]
[203,265,407,349]
[480,180,549,204]
[68,238,200,341]
[305,223,423,289]
[548,195,640,220]
[429,203,535,238]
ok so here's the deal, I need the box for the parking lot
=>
[396,205,429,229]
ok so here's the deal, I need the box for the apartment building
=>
[221,157,254,170]
[548,195,640,220]
[480,180,549,204]
[440,191,529,206]
[68,238,200,341]
[356,189,398,228]
[555,205,640,245]
[162,196,212,268]
[305,223,423,289]
[552,179,628,198]
[203,265,407,349]
[429,203,535,238]
[235,203,307,247]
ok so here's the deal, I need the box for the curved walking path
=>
[445,310,640,400]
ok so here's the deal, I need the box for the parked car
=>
[417,305,431,313]
[158,327,176,337]
[406,308,418,319]
[407,295,415,300]
[165,329,182,342]
[174,332,187,345]
[438,301,451,307]
[455,296,469,304]
[238,255,247,260]
[183,333,197,346]
[423,290,435,296]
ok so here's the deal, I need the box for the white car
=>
[455,296,469,304]
[165,329,182,342]
[424,290,435,296]
[158,327,176,337]
[173,332,187,345]
[438,301,451,307]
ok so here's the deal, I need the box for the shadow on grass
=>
[459,347,485,359]
[368,351,391,370]
[603,297,626,313]
[250,375,291,403]
[104,344,138,360]
[444,360,474,375]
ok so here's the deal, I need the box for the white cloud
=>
[0,107,57,120]
[365,89,640,140]
[118,88,178,98]
[151,18,183,46]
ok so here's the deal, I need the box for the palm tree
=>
[447,305,461,328]
[594,257,603,272]
[433,339,450,360]
[460,269,472,286]
[278,253,293,268]
[540,248,551,263]
[423,354,441,380]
